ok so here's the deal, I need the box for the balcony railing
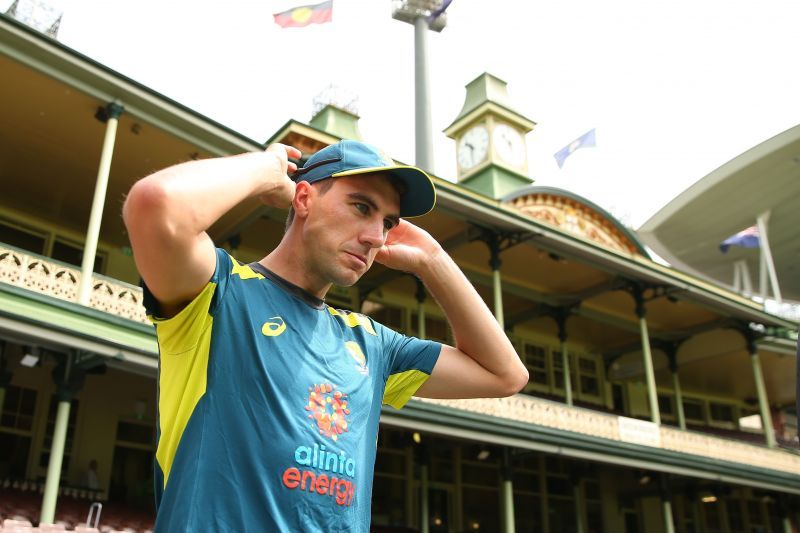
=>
[3,244,798,472]
[0,244,148,324]
[416,395,800,475]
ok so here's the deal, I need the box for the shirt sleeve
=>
[141,247,233,354]
[376,321,442,410]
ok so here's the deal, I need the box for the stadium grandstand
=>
[0,7,798,533]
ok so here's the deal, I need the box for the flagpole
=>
[756,211,782,304]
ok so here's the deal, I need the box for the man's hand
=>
[124,143,304,318]
[377,222,529,400]
[374,219,442,275]
[258,144,301,209]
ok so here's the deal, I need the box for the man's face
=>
[301,173,401,288]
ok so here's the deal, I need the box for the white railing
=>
[0,244,148,324]
[762,298,800,323]
[416,395,800,475]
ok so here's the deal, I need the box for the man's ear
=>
[293,181,313,220]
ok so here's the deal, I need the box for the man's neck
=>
[259,241,331,300]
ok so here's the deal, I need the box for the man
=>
[83,459,99,490]
[123,139,528,532]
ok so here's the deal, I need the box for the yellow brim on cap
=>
[332,165,437,218]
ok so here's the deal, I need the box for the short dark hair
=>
[284,175,406,232]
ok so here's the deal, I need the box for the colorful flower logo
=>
[305,383,350,441]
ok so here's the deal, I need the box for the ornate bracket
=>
[470,225,532,270]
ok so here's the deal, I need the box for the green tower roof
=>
[309,104,362,140]
[444,72,536,136]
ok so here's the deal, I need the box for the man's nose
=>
[359,219,386,248]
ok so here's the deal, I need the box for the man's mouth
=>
[344,251,367,267]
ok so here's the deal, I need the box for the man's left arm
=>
[376,220,529,399]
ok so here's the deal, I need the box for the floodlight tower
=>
[5,0,63,38]
[392,0,448,173]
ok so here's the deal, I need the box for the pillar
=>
[634,286,660,425]
[77,102,124,305]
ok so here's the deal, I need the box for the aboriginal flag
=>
[273,0,333,28]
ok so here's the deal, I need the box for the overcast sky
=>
[10,0,800,228]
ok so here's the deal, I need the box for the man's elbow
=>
[123,177,186,243]
[123,179,169,229]
[499,367,529,397]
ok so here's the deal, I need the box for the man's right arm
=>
[122,144,300,318]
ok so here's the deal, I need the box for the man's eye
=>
[354,203,369,215]
[384,219,395,231]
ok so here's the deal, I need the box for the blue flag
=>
[427,0,452,23]
[719,225,759,253]
[554,129,596,168]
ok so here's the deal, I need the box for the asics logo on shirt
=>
[262,316,287,337]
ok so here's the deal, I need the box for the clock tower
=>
[444,73,535,199]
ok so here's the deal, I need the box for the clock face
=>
[457,124,489,170]
[494,123,526,168]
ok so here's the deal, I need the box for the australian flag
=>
[719,225,760,253]
[554,129,596,168]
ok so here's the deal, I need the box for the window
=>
[612,383,625,413]
[552,350,575,392]
[703,498,723,532]
[513,492,543,532]
[577,356,600,397]
[746,500,765,528]
[116,421,154,446]
[547,497,577,531]
[546,475,572,496]
[682,398,705,422]
[0,220,46,254]
[522,343,548,385]
[462,487,499,532]
[461,461,497,487]
[411,313,449,343]
[709,403,736,425]
[585,480,603,533]
[362,301,405,332]
[1,386,37,431]
[374,449,404,476]
[0,221,109,274]
[658,394,674,418]
[727,497,744,533]
[0,385,37,480]
[0,433,31,479]
[371,476,407,527]
[52,238,105,274]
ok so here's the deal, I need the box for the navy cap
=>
[292,140,436,217]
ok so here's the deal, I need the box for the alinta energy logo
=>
[281,383,357,507]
